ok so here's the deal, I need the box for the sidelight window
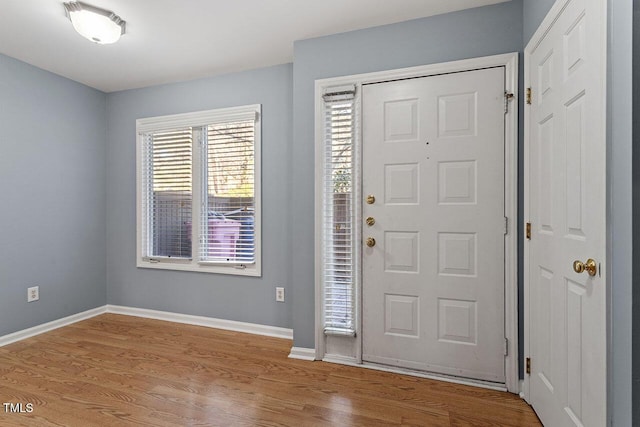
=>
[321,86,358,335]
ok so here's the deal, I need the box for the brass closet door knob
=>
[366,237,376,247]
[573,259,597,276]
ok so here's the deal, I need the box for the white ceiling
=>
[0,0,510,93]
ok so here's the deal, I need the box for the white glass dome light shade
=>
[69,9,120,44]
[63,2,126,45]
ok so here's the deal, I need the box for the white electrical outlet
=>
[27,286,39,302]
[276,287,285,302]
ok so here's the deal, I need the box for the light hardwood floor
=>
[0,314,541,426]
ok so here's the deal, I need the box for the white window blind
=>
[322,86,357,336]
[201,119,256,264]
[141,128,193,259]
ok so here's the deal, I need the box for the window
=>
[136,105,261,276]
[320,86,357,335]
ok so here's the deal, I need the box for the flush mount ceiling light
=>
[63,1,126,44]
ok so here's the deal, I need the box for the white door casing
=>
[361,67,506,382]
[313,53,519,392]
[524,0,607,425]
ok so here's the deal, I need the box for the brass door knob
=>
[366,216,375,226]
[573,259,597,276]
[366,195,376,204]
[366,237,376,247]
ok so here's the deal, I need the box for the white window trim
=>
[136,104,262,277]
[314,53,518,392]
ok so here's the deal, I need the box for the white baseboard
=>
[519,380,527,400]
[0,305,293,347]
[0,306,106,347]
[106,305,293,340]
[288,347,316,361]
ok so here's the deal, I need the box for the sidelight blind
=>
[141,128,193,259]
[200,117,257,264]
[322,85,357,336]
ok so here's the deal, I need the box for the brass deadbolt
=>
[366,217,375,226]
[366,195,375,204]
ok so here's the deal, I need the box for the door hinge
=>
[526,222,531,240]
[526,357,531,374]
[504,92,514,114]
[526,87,532,105]
[504,217,508,235]
[504,338,509,356]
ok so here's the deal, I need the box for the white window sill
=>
[136,260,261,277]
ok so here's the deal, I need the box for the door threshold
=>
[361,362,508,392]
[323,355,507,392]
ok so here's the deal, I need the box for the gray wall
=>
[0,54,107,336]
[607,0,634,425]
[634,3,640,425]
[522,0,556,43]
[105,64,293,329]
[629,1,640,425]
[291,0,524,349]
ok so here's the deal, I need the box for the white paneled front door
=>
[361,67,506,382]
[525,0,607,424]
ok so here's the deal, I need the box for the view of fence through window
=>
[323,94,355,333]
[146,128,193,259]
[142,120,256,264]
[201,120,256,263]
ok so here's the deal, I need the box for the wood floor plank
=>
[0,314,541,426]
